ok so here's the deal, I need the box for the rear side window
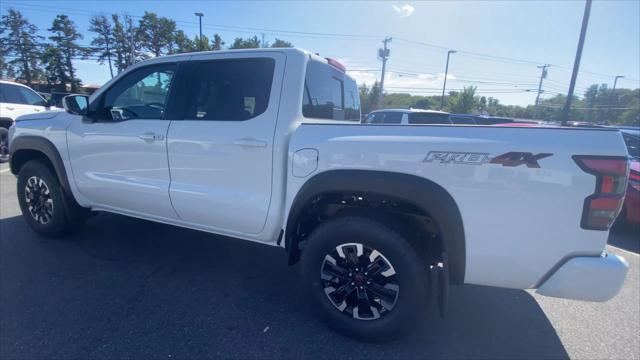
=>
[186,58,275,121]
[450,116,475,125]
[17,86,47,106]
[364,112,402,124]
[303,60,360,121]
[408,113,451,125]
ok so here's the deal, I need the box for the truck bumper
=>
[536,252,628,302]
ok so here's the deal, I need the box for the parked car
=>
[0,80,55,162]
[616,127,640,224]
[362,108,452,125]
[8,48,630,341]
[450,114,516,125]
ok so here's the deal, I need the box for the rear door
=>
[166,52,284,235]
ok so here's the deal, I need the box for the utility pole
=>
[195,12,204,51]
[378,37,392,107]
[561,0,592,126]
[607,75,624,124]
[534,64,549,119]
[440,50,456,109]
[261,33,266,48]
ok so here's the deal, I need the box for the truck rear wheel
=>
[300,216,429,341]
[17,160,86,237]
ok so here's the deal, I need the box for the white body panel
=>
[8,48,629,302]
[66,118,177,219]
[286,124,628,289]
[166,52,286,234]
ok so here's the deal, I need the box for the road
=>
[1,162,638,359]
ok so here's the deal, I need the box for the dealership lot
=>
[0,162,638,359]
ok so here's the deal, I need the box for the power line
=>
[3,1,638,85]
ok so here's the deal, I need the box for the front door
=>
[167,53,284,234]
[67,63,179,220]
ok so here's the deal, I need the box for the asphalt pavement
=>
[1,162,638,359]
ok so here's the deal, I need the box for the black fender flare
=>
[9,135,73,195]
[286,170,466,284]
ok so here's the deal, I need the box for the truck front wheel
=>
[300,216,429,341]
[17,160,86,237]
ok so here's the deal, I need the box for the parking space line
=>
[0,168,11,173]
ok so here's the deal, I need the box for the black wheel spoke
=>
[330,282,356,303]
[321,243,399,320]
[323,262,351,281]
[368,282,399,303]
[24,176,54,225]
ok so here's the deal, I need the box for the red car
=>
[623,157,640,223]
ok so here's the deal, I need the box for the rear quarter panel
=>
[287,124,628,289]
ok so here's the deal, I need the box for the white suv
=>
[0,80,53,162]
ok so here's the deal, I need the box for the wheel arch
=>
[9,135,73,196]
[285,170,466,284]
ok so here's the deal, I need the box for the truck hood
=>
[15,108,65,122]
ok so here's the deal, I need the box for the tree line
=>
[0,9,293,92]
[360,82,639,125]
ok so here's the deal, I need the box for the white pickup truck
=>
[7,48,630,340]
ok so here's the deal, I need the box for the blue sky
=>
[2,0,639,106]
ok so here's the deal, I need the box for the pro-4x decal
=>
[424,151,553,168]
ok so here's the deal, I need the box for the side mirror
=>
[62,95,89,116]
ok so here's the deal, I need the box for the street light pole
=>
[440,50,456,110]
[195,12,204,51]
[561,0,592,126]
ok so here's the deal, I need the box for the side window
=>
[102,64,176,121]
[383,112,403,124]
[17,87,47,106]
[303,60,360,121]
[0,83,25,104]
[408,113,451,125]
[186,58,275,121]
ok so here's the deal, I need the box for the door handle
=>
[138,133,165,142]
[233,138,268,148]
[6,107,14,110]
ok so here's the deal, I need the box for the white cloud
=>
[392,4,415,17]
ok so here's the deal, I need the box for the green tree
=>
[137,12,176,57]
[48,14,85,92]
[111,14,137,72]
[0,9,43,86]
[229,36,261,49]
[271,38,293,48]
[171,30,195,53]
[88,15,115,78]
[211,33,224,50]
[448,86,478,113]
[41,45,68,91]
[359,81,382,114]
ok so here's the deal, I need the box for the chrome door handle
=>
[139,133,165,141]
[233,138,268,148]
[6,107,14,110]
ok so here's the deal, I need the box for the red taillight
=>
[325,57,346,72]
[573,155,629,230]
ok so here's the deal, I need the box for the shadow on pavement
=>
[609,220,640,254]
[0,213,568,359]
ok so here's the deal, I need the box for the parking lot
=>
[0,162,638,359]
